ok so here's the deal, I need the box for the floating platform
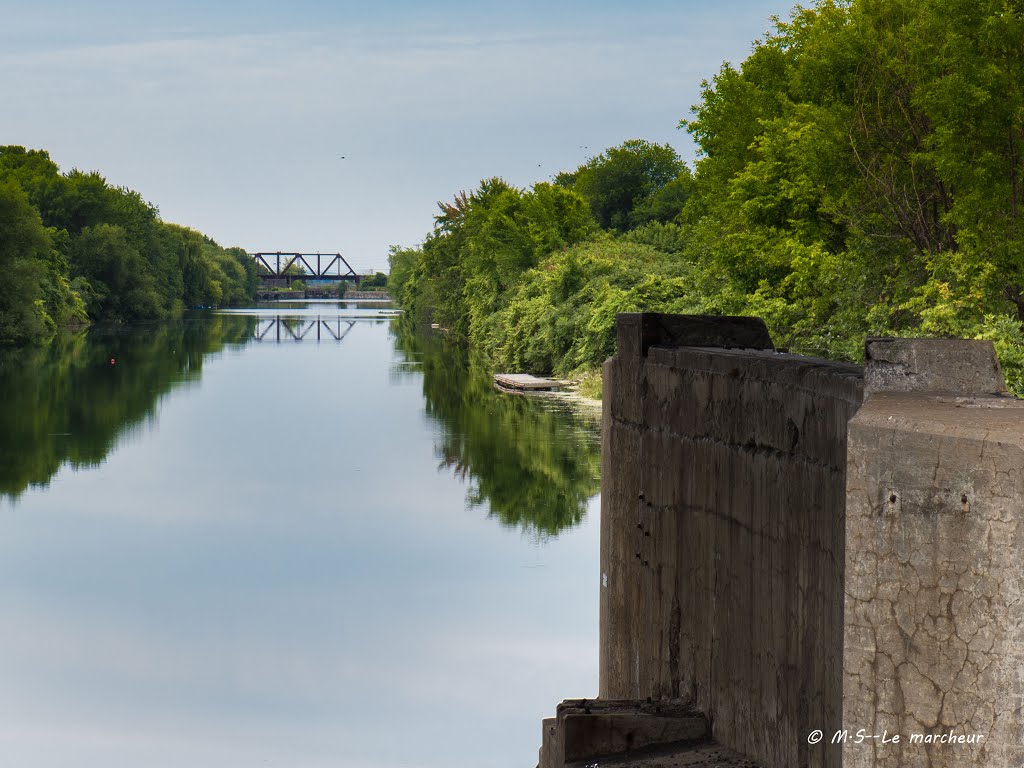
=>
[493,373,572,392]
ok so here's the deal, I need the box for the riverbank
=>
[255,289,392,301]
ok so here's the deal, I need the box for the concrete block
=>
[562,711,708,762]
[539,699,710,768]
[564,740,763,767]
[616,313,775,358]
[864,337,1006,395]
[844,389,1024,768]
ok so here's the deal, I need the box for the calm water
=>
[0,301,601,768]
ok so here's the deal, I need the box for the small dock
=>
[493,373,572,392]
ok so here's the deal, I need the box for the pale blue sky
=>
[1,0,786,271]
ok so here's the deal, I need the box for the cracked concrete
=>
[549,316,1024,768]
[844,341,1024,768]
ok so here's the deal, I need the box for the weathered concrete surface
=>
[601,313,863,768]
[844,342,1024,768]
[615,313,774,358]
[540,699,711,768]
[565,740,763,767]
[864,338,1007,395]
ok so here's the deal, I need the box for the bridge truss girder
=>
[252,252,360,282]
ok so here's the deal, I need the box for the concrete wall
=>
[596,315,1024,768]
[600,313,863,768]
[844,339,1024,768]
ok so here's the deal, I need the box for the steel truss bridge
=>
[254,316,357,343]
[251,252,360,283]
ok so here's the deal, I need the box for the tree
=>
[682,0,1024,368]
[387,245,420,305]
[70,224,161,323]
[0,180,50,342]
[359,272,389,289]
[566,140,687,230]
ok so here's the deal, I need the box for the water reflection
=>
[1,310,602,541]
[0,307,600,768]
[251,316,359,343]
[392,321,601,537]
[0,315,256,498]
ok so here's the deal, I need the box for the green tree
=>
[0,180,51,342]
[0,145,255,328]
[359,272,389,289]
[681,0,1024,380]
[70,224,161,323]
[387,245,420,305]
[563,139,687,230]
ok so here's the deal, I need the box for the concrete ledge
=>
[566,740,763,767]
[864,338,1006,395]
[616,314,775,358]
[539,699,710,768]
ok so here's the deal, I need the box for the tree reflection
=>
[392,321,600,537]
[0,314,256,497]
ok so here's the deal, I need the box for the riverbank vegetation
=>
[390,0,1024,396]
[0,146,257,344]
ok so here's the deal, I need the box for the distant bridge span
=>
[251,252,360,283]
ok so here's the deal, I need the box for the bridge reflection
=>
[254,316,357,343]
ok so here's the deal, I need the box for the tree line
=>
[389,0,1024,396]
[0,146,257,344]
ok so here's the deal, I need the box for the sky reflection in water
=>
[0,304,600,768]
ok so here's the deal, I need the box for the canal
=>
[0,301,601,768]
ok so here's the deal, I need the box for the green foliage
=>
[564,140,688,230]
[0,145,256,342]
[0,180,51,342]
[574,370,603,401]
[390,0,1024,397]
[490,238,700,374]
[677,0,1024,390]
[359,271,389,289]
[387,245,419,304]
[621,221,691,254]
[70,224,162,323]
[398,177,597,339]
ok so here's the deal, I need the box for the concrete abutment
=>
[538,314,1024,768]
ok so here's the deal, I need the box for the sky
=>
[1,0,786,273]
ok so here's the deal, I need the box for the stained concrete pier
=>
[538,315,1024,768]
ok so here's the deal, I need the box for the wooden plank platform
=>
[494,373,572,391]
